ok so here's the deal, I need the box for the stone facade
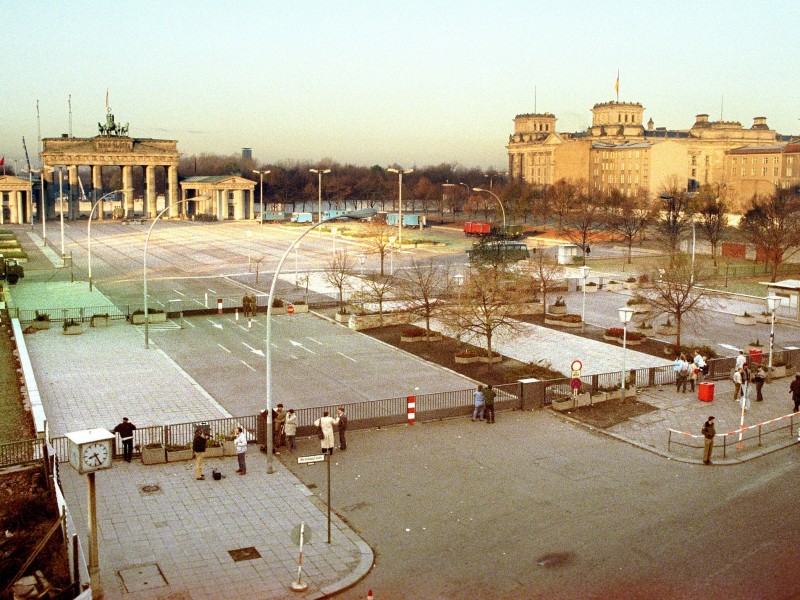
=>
[180,176,256,221]
[0,175,33,224]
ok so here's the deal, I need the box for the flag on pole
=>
[615,70,619,101]
[0,157,5,166]
[105,89,109,109]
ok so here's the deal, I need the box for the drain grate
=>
[119,564,168,592]
[139,484,161,494]
[228,547,261,562]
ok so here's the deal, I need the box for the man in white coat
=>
[314,411,339,456]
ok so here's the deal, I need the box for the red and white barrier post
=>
[407,395,415,425]
[235,308,239,321]
[217,298,223,314]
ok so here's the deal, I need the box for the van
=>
[290,212,313,223]
[467,241,530,264]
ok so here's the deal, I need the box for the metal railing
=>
[0,438,45,467]
[11,305,129,323]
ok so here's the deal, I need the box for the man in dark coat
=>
[701,416,716,465]
[113,417,136,462]
[337,406,348,451]
[790,375,800,412]
[483,385,497,424]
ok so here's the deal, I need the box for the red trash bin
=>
[749,348,763,364]
[698,382,714,402]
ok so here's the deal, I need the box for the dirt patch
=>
[559,398,658,429]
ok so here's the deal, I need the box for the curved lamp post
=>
[388,167,413,247]
[472,187,506,232]
[619,306,634,403]
[143,199,189,349]
[264,211,360,473]
[88,188,133,291]
[309,168,331,223]
[579,265,591,333]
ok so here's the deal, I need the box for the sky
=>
[2,0,799,172]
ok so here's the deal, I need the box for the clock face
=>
[82,442,110,469]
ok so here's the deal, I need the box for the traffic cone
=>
[367,591,373,600]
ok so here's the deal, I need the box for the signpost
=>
[298,454,332,543]
[287,304,295,315]
[571,360,583,397]
[289,523,312,592]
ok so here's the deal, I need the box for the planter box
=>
[222,440,237,456]
[769,365,790,379]
[628,303,651,314]
[602,334,643,346]
[576,392,594,407]
[623,281,639,291]
[349,311,414,330]
[552,396,575,411]
[141,445,166,465]
[544,317,582,328]
[634,326,654,335]
[205,446,224,458]
[734,316,757,326]
[90,315,110,328]
[63,325,82,335]
[548,305,568,315]
[756,315,772,324]
[656,326,677,336]
[606,283,624,292]
[31,320,51,330]
[288,303,309,314]
[401,334,442,343]
[131,312,166,325]
[271,306,287,315]
[455,355,482,364]
[583,285,598,293]
[167,448,194,462]
[335,312,350,323]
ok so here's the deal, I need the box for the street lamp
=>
[579,265,591,333]
[88,188,133,291]
[618,306,635,403]
[309,168,331,223]
[58,168,66,260]
[767,294,780,371]
[252,169,270,225]
[294,242,300,285]
[387,167,413,248]
[472,187,507,233]
[358,253,366,276]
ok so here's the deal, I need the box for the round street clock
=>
[66,429,116,474]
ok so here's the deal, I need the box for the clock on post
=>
[66,428,116,474]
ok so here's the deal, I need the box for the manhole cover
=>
[536,552,574,568]
[140,484,161,494]
[119,564,167,592]
[229,547,261,562]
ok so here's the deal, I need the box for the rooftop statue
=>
[98,108,129,137]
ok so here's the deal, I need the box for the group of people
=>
[673,350,708,393]
[731,350,768,410]
[242,293,258,317]
[314,407,348,455]
[272,404,299,452]
[471,384,497,423]
[192,425,248,480]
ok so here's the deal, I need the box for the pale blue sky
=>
[2,0,799,171]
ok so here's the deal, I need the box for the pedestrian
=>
[314,411,339,455]
[337,406,348,450]
[193,427,209,480]
[112,417,136,463]
[735,350,747,371]
[790,375,800,413]
[733,367,743,401]
[689,360,698,393]
[701,356,710,378]
[274,403,286,448]
[472,385,485,421]
[701,416,716,465]
[284,409,297,452]
[742,363,751,390]
[693,350,706,384]
[483,384,496,424]
[673,354,684,393]
[234,426,247,475]
[675,354,690,393]
[754,366,766,402]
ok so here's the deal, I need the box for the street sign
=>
[570,378,582,390]
[287,304,295,314]
[571,360,582,372]
[291,523,312,546]
[298,454,325,465]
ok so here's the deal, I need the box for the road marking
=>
[337,351,357,363]
[208,288,217,293]
[207,319,223,329]
[183,319,196,328]
[242,342,265,357]
[291,354,299,360]
[172,289,186,296]
[218,344,231,353]
[289,339,316,354]
[238,324,249,332]
[307,337,324,346]
[240,360,256,372]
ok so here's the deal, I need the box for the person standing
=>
[701,416,716,465]
[790,375,800,413]
[733,367,743,401]
[754,366,766,402]
[112,417,136,463]
[693,350,706,384]
[274,404,287,448]
[337,406,348,451]
[314,411,339,455]
[234,426,247,475]
[735,350,747,371]
[472,385,485,421]
[284,409,298,452]
[483,385,496,424]
[193,428,209,480]
[673,354,685,393]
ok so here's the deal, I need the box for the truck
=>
[386,213,427,228]
[261,211,286,222]
[322,209,348,221]
[0,254,24,284]
[467,240,530,264]
[464,221,491,236]
[464,222,524,239]
[290,212,313,223]
[491,224,525,240]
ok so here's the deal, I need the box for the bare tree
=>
[362,220,395,276]
[547,178,577,230]
[441,265,529,371]
[695,184,730,267]
[644,254,713,349]
[558,182,606,265]
[524,244,564,312]
[395,258,453,337]
[739,190,800,282]
[359,273,396,327]
[321,250,355,315]
[605,189,655,263]
[655,177,693,267]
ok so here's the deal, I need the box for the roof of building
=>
[728,144,787,154]
[763,280,800,291]
[591,141,652,150]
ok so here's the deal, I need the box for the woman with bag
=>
[314,411,339,455]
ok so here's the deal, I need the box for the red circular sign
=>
[287,304,295,314]
[570,378,582,390]
[571,360,583,372]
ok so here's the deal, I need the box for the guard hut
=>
[0,175,33,224]
[557,243,579,265]
[762,280,800,322]
[180,176,256,221]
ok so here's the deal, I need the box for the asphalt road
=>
[284,411,800,600]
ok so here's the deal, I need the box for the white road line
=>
[337,351,357,363]
[238,324,250,332]
[291,354,299,360]
[206,319,223,330]
[208,288,217,293]
[307,337,324,346]
[172,289,186,296]
[218,344,231,353]
[240,360,257,372]
[183,320,196,328]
